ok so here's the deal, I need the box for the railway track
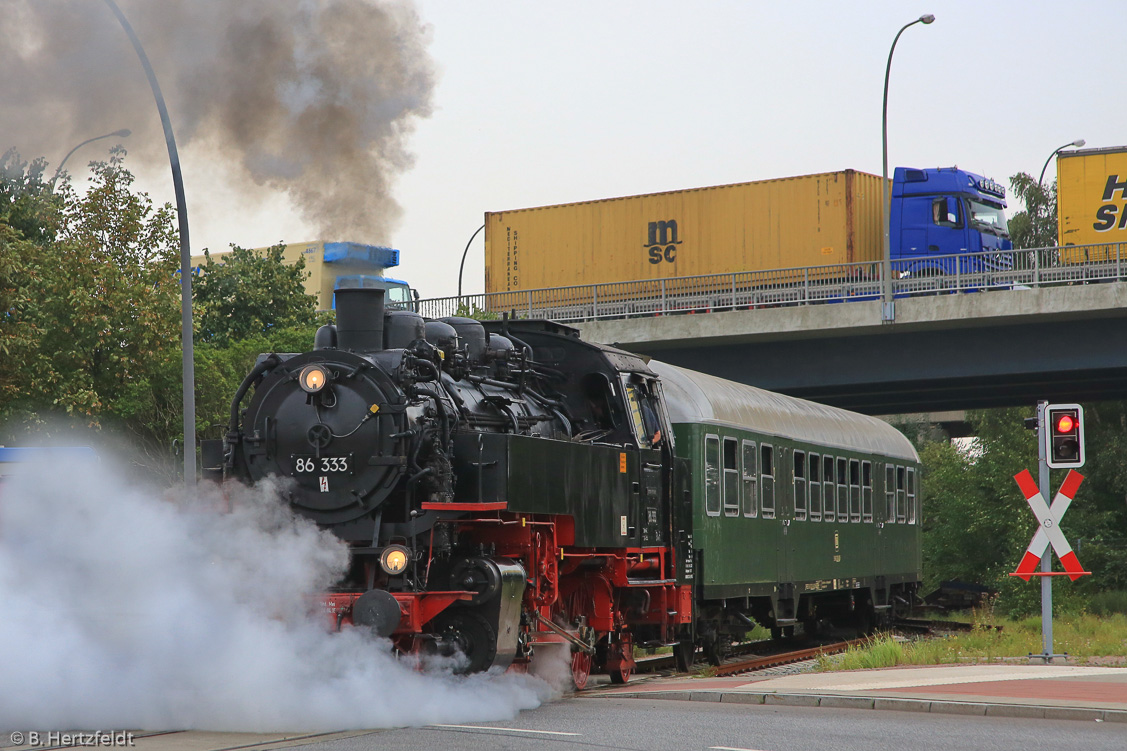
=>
[893,617,1003,634]
[634,617,1001,680]
[709,637,870,677]
[635,636,865,677]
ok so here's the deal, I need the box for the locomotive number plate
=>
[292,455,352,475]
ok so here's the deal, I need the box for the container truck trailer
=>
[1056,146,1127,264]
[483,167,1012,303]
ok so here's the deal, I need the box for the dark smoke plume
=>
[0,0,435,240]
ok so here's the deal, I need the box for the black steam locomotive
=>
[211,286,921,686]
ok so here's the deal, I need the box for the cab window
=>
[931,196,963,228]
[623,378,664,449]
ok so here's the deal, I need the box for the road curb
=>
[592,691,1127,723]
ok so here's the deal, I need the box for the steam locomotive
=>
[209,286,920,686]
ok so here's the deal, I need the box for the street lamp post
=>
[457,223,486,308]
[102,0,196,487]
[1035,139,1085,251]
[1039,139,1086,187]
[50,129,131,189]
[881,13,934,323]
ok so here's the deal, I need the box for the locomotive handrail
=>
[418,241,1127,323]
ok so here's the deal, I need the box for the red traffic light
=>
[1045,404,1085,469]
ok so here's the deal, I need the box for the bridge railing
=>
[416,242,1127,323]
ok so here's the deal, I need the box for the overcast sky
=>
[119,0,1127,298]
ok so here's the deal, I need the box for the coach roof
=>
[651,361,919,462]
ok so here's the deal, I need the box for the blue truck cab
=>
[335,274,418,307]
[890,166,1012,277]
[323,243,420,310]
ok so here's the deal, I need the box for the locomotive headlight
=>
[380,545,410,575]
[299,364,329,393]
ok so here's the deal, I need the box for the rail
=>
[413,242,1127,323]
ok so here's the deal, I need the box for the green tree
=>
[1,149,335,478]
[1007,172,1057,249]
[920,403,1127,616]
[0,148,62,245]
[0,148,182,476]
[193,243,319,345]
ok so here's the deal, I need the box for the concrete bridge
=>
[573,283,1127,414]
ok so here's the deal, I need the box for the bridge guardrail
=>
[416,243,1127,323]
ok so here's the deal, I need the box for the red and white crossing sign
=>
[1012,469,1090,581]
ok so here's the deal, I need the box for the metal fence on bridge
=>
[412,242,1127,323]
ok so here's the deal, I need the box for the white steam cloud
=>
[0,458,551,731]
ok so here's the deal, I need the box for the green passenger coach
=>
[651,361,921,663]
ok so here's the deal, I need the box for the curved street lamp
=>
[881,13,935,323]
[102,0,196,486]
[457,223,486,306]
[1034,139,1085,250]
[50,129,131,189]
[1039,138,1086,187]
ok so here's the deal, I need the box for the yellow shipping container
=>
[1057,146,1127,263]
[484,170,886,293]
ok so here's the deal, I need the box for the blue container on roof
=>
[322,242,400,269]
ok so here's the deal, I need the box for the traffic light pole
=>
[1035,400,1056,662]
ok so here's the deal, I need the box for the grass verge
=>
[816,612,1127,671]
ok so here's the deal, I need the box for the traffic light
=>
[1045,403,1084,469]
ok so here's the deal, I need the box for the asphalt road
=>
[5,695,1125,751]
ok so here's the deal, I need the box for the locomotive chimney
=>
[334,287,385,352]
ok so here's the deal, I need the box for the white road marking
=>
[710,746,769,751]
[431,724,580,736]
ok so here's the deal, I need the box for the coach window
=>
[704,434,721,517]
[760,444,775,519]
[907,467,917,524]
[848,459,861,523]
[862,461,873,522]
[836,457,848,522]
[793,451,807,521]
[885,465,896,524]
[741,440,757,517]
[822,455,835,522]
[808,453,822,521]
[723,437,740,517]
[896,465,907,523]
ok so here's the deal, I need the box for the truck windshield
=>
[385,285,411,303]
[968,200,1008,234]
